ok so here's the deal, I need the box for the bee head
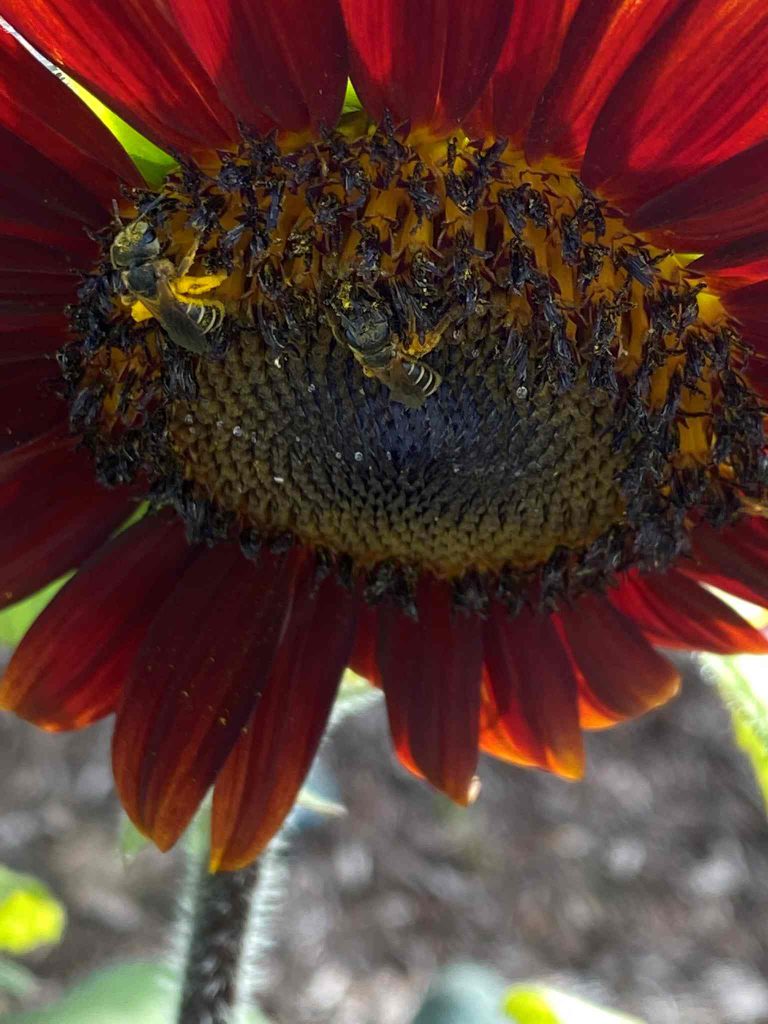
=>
[110,218,162,270]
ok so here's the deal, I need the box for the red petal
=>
[0,126,109,247]
[723,280,768,333]
[348,600,380,684]
[467,0,580,142]
[483,603,584,779]
[377,577,482,803]
[211,571,358,870]
[681,518,768,608]
[341,0,514,130]
[609,570,768,655]
[582,0,768,211]
[557,595,681,730]
[0,359,67,454]
[0,0,237,152]
[0,28,140,204]
[691,234,768,286]
[526,0,684,165]
[0,319,67,364]
[0,438,134,607]
[0,514,193,730]
[112,546,305,852]
[478,672,543,769]
[0,270,81,316]
[629,142,768,250]
[169,0,347,133]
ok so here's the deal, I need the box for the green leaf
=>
[62,77,175,186]
[0,866,66,955]
[342,80,363,113]
[118,816,152,861]
[412,965,507,1024]
[504,987,643,1024]
[0,958,38,998]
[0,576,70,648]
[295,787,346,818]
[0,506,148,650]
[3,961,273,1024]
[4,963,171,1024]
[708,654,768,810]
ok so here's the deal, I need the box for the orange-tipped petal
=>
[483,603,584,780]
[0,514,193,730]
[378,577,482,804]
[211,571,358,871]
[557,595,680,730]
[610,570,768,655]
[112,546,304,852]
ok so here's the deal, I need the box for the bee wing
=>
[380,360,441,409]
[149,278,210,354]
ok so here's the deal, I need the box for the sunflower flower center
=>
[63,117,766,612]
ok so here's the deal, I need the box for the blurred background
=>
[1,655,767,1024]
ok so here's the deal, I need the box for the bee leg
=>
[177,234,202,277]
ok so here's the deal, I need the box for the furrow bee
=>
[331,285,443,408]
[110,211,223,355]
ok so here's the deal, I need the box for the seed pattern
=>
[61,118,767,614]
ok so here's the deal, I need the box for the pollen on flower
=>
[61,114,767,614]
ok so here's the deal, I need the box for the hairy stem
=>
[177,859,262,1024]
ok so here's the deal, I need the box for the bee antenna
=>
[111,199,124,228]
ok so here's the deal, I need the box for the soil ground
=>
[1,656,768,1024]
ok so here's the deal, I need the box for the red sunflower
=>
[2,0,768,872]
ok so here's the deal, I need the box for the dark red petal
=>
[723,280,768,334]
[466,0,580,142]
[526,0,684,164]
[629,142,768,250]
[478,671,543,769]
[0,126,108,247]
[377,577,482,803]
[112,546,305,852]
[691,234,768,286]
[0,359,67,454]
[483,603,584,778]
[211,571,358,870]
[348,601,380,684]
[169,0,347,133]
[0,514,193,730]
[0,438,134,607]
[0,0,237,152]
[582,0,768,210]
[557,595,681,730]
[609,570,768,655]
[0,320,67,364]
[0,28,139,204]
[681,518,768,608]
[0,270,81,316]
[341,0,514,130]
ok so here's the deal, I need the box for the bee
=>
[110,212,224,355]
[332,286,443,408]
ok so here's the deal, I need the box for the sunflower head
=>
[2,0,768,871]
[63,116,765,617]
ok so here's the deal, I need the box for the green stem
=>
[176,859,262,1024]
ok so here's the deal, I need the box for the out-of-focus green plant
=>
[707,654,768,811]
[0,866,65,955]
[0,578,69,648]
[504,986,644,1024]
[3,961,273,1024]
